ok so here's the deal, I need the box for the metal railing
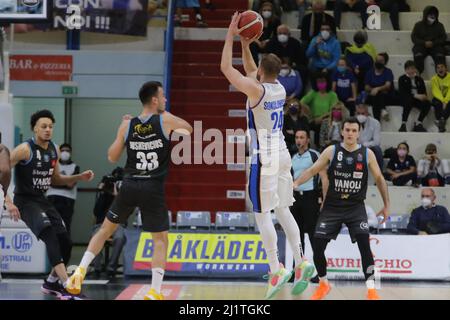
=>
[163,0,177,112]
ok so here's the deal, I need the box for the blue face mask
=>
[337,66,346,73]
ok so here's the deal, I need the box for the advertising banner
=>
[10,55,73,81]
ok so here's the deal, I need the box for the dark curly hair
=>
[30,110,55,130]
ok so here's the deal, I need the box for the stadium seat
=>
[215,211,251,231]
[176,211,211,230]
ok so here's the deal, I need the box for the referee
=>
[290,129,329,257]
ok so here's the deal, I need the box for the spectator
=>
[290,129,328,260]
[334,0,368,30]
[355,103,383,170]
[175,0,207,27]
[252,0,283,19]
[296,0,311,29]
[91,169,126,278]
[417,144,450,187]
[266,24,308,87]
[411,5,447,75]
[46,143,80,241]
[332,57,357,116]
[373,0,400,31]
[431,63,450,133]
[322,101,347,149]
[250,1,281,65]
[364,52,395,121]
[301,0,336,45]
[345,30,377,93]
[300,72,338,148]
[407,188,450,235]
[283,98,310,156]
[385,142,418,186]
[398,60,430,132]
[306,22,341,74]
[278,58,303,99]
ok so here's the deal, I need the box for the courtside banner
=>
[304,234,450,280]
[124,229,286,277]
[10,55,73,81]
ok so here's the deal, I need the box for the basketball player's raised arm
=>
[221,12,263,101]
[52,147,94,186]
[108,119,130,163]
[293,146,333,188]
[162,112,193,136]
[240,33,260,79]
[368,149,390,224]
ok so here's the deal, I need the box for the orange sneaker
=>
[310,280,331,300]
[367,289,380,300]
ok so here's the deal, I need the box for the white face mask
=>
[427,16,436,25]
[277,34,288,43]
[262,10,272,19]
[279,68,290,77]
[421,197,432,208]
[60,151,71,162]
[321,30,330,40]
[356,115,367,123]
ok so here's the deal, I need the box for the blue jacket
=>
[306,34,341,70]
[407,205,450,235]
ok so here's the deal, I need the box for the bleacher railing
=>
[163,0,177,112]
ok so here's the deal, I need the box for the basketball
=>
[238,10,264,39]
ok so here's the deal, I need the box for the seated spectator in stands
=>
[283,98,310,155]
[306,22,341,74]
[252,0,283,19]
[411,5,447,75]
[398,60,430,132]
[278,58,303,99]
[364,52,395,122]
[321,101,347,150]
[355,103,383,170]
[332,57,357,116]
[385,142,418,186]
[175,0,207,27]
[334,0,368,30]
[417,144,450,187]
[373,0,400,30]
[250,1,281,64]
[301,0,336,45]
[266,24,308,87]
[297,0,311,29]
[431,63,450,133]
[407,188,450,235]
[345,30,376,93]
[300,72,338,148]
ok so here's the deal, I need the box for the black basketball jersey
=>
[324,143,369,207]
[14,138,58,197]
[124,114,170,179]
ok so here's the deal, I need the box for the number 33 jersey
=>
[247,81,288,155]
[124,114,170,179]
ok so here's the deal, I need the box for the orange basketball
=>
[238,10,263,39]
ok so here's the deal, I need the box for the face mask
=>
[337,66,346,73]
[262,10,272,19]
[321,30,330,40]
[427,16,436,25]
[332,111,342,121]
[279,68,290,77]
[60,151,71,162]
[375,62,384,70]
[398,149,407,157]
[317,82,327,91]
[356,115,367,123]
[277,34,288,43]
[289,106,298,114]
[421,197,432,208]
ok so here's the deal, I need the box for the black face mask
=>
[375,62,384,70]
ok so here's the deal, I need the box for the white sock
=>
[47,274,59,283]
[80,251,96,270]
[320,276,328,284]
[151,268,165,293]
[366,279,375,289]
[255,211,280,274]
[275,207,304,266]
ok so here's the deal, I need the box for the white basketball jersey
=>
[247,81,287,153]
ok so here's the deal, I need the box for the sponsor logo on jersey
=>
[44,154,50,162]
[133,123,153,139]
[341,194,350,199]
[353,172,363,179]
[357,153,363,162]
[346,157,354,165]
[360,222,369,230]
[51,159,57,167]
[356,163,363,171]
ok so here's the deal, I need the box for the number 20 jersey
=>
[247,81,288,154]
[124,114,170,179]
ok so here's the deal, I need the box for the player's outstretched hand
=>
[122,114,133,121]
[376,206,389,225]
[240,30,263,46]
[228,11,242,36]
[80,170,95,182]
